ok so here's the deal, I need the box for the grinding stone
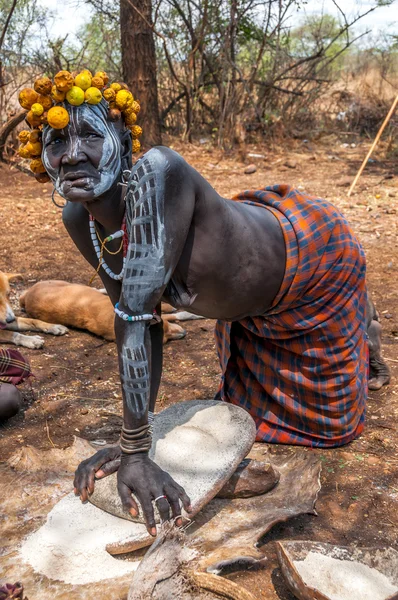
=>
[89,400,256,524]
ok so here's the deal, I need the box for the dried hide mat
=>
[1,403,321,600]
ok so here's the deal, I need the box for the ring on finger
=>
[154,495,168,504]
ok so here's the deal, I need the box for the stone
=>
[284,160,297,169]
[244,164,256,174]
[216,458,280,498]
[89,400,256,524]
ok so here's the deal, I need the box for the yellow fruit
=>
[18,130,30,144]
[130,125,143,138]
[91,76,104,89]
[18,88,38,110]
[30,158,46,174]
[125,112,137,126]
[82,69,93,77]
[26,110,42,128]
[31,103,44,117]
[37,94,53,110]
[66,86,85,106]
[25,141,42,157]
[74,72,92,91]
[18,144,31,159]
[115,90,132,110]
[35,172,51,183]
[132,138,141,153]
[54,70,74,92]
[110,82,121,92]
[85,87,102,104]
[51,85,66,103]
[34,77,52,95]
[131,100,140,113]
[95,71,109,85]
[47,106,69,129]
[29,129,41,143]
[103,88,116,102]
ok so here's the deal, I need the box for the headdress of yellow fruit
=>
[17,68,142,182]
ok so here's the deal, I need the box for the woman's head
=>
[42,100,132,204]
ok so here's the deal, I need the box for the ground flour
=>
[20,492,141,585]
[293,551,397,600]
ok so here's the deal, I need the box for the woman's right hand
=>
[74,444,121,502]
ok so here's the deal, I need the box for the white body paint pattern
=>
[123,149,166,313]
[42,101,122,199]
[121,326,150,418]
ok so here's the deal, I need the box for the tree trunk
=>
[120,0,162,148]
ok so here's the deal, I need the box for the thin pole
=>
[348,93,398,197]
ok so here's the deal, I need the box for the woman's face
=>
[42,102,123,203]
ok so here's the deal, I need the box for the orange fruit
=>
[30,158,46,174]
[91,76,104,89]
[34,77,52,95]
[66,86,85,106]
[18,130,30,144]
[115,90,132,110]
[75,72,92,91]
[130,125,142,138]
[31,103,44,116]
[18,144,31,159]
[110,82,121,92]
[37,94,53,110]
[132,138,141,153]
[26,111,42,128]
[29,129,41,143]
[25,141,42,156]
[125,112,137,126]
[18,88,38,110]
[51,85,66,103]
[35,172,51,183]
[54,70,74,92]
[85,87,102,104]
[108,108,122,122]
[95,71,109,85]
[103,88,116,102]
[47,106,69,129]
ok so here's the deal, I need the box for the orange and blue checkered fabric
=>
[215,185,368,448]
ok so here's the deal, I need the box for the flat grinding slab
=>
[19,400,256,586]
[89,399,257,523]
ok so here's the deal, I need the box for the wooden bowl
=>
[277,540,398,600]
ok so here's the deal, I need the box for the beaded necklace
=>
[89,213,127,282]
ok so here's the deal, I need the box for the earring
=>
[52,188,68,209]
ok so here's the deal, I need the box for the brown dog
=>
[19,280,187,344]
[0,272,68,349]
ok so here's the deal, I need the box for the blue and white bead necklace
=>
[89,216,126,281]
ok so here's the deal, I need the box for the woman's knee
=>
[0,383,21,420]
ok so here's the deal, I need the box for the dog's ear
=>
[4,273,23,282]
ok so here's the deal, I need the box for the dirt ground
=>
[0,134,397,599]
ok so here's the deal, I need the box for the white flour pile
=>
[293,551,397,600]
[20,492,142,585]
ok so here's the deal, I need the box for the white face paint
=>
[42,101,122,201]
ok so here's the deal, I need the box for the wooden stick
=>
[348,93,398,197]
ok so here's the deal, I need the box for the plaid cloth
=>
[215,185,368,448]
[0,348,32,385]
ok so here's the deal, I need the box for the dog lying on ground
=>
[18,280,199,344]
[0,275,191,347]
[0,272,68,349]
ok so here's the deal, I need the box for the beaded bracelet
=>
[114,302,153,322]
